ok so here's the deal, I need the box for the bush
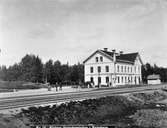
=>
[131,109,167,128]
[131,91,166,103]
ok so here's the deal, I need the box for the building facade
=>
[83,48,143,87]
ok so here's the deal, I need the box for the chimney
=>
[112,49,116,53]
[112,49,116,64]
[120,51,123,55]
[104,48,108,51]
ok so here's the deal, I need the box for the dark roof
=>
[147,74,160,80]
[116,53,139,62]
[101,50,114,56]
[100,50,139,64]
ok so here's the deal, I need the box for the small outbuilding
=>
[147,74,161,85]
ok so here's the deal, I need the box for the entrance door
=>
[98,77,101,87]
[134,77,136,84]
[90,77,94,83]
[106,77,109,86]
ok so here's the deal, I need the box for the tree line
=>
[0,54,84,85]
[0,54,167,85]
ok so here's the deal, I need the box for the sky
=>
[0,0,167,67]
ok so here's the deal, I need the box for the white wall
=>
[84,52,114,86]
[134,56,142,75]
[148,79,161,85]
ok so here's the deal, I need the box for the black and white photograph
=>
[0,0,167,128]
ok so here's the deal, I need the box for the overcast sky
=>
[0,0,167,67]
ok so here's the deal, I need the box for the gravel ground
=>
[0,86,94,98]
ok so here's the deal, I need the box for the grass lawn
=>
[0,81,48,92]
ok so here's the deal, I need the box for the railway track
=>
[0,84,166,110]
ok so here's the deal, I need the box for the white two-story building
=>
[83,48,143,87]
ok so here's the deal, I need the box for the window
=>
[100,56,103,62]
[90,67,93,73]
[98,66,101,73]
[125,66,126,73]
[117,76,120,83]
[106,66,109,72]
[125,76,127,83]
[90,77,94,83]
[138,67,140,73]
[127,67,129,73]
[122,76,124,83]
[121,66,123,72]
[96,57,98,62]
[117,65,119,72]
[106,77,109,83]
[134,66,136,73]
[131,67,132,73]
[134,76,137,84]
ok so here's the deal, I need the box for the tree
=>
[32,56,43,83]
[6,64,22,81]
[19,54,43,82]
[44,59,54,84]
[0,65,7,81]
[0,54,84,84]
[70,63,84,84]
[53,60,61,83]
[60,64,70,83]
[20,54,36,81]
[141,65,147,83]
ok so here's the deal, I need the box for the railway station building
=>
[83,48,143,87]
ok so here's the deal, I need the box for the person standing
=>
[59,82,62,91]
[55,82,58,91]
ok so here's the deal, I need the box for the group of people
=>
[47,82,63,91]
[55,82,62,91]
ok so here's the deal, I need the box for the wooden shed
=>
[147,74,161,85]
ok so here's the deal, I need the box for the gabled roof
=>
[83,50,113,63]
[83,49,143,65]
